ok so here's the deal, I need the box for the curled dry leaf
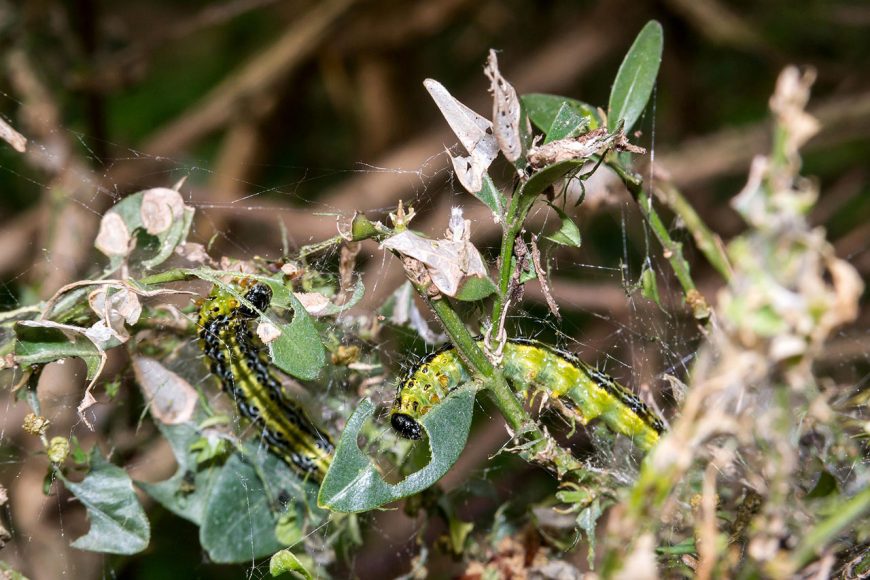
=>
[85,285,142,347]
[16,319,108,429]
[424,79,498,193]
[528,126,646,169]
[769,67,819,159]
[383,282,447,344]
[381,209,490,297]
[219,256,258,274]
[174,242,210,264]
[84,321,119,348]
[256,320,281,344]
[77,391,99,429]
[484,49,523,163]
[293,292,331,316]
[132,357,197,424]
[94,212,130,257]
[141,188,187,235]
[281,262,303,279]
[89,286,142,325]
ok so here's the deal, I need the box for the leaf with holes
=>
[61,448,150,555]
[318,385,478,513]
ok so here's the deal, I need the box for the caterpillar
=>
[198,280,334,481]
[390,338,665,450]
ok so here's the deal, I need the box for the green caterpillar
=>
[390,338,665,450]
[198,281,333,480]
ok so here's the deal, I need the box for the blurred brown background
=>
[0,0,868,577]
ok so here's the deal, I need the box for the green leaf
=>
[608,20,663,133]
[184,272,328,381]
[137,422,218,525]
[513,254,537,284]
[544,204,582,247]
[522,159,585,199]
[639,261,661,306]
[545,103,589,144]
[807,470,839,499]
[269,292,326,381]
[60,448,150,555]
[318,385,479,513]
[14,321,102,379]
[454,275,498,302]
[270,549,314,579]
[199,443,319,563]
[437,494,475,555]
[312,277,366,316]
[191,433,232,465]
[199,452,285,562]
[97,188,194,271]
[351,213,379,241]
[522,94,600,133]
[656,537,697,555]
[577,499,603,569]
[475,174,506,218]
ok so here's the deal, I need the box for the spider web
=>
[3,65,864,578]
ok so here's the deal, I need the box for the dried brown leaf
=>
[484,49,523,163]
[132,357,197,424]
[94,212,131,257]
[141,187,186,235]
[381,209,489,297]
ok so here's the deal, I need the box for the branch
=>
[141,0,357,155]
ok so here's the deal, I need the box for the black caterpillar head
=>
[391,413,423,440]
[238,283,273,318]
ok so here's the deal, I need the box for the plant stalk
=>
[609,160,710,319]
[653,181,732,281]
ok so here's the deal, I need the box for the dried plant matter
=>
[607,67,867,578]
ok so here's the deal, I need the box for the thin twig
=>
[0,117,27,152]
[530,234,561,320]
[141,0,357,155]
[652,176,732,281]
[610,160,711,319]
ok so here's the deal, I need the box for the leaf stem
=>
[138,268,196,286]
[653,181,732,281]
[427,296,494,378]
[419,286,588,480]
[490,188,538,330]
[609,160,710,319]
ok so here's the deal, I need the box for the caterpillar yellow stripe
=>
[390,338,665,450]
[198,281,333,481]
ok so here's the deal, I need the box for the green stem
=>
[609,161,710,320]
[490,191,537,330]
[137,268,196,286]
[418,286,586,479]
[427,293,531,436]
[427,295,494,378]
[298,235,345,261]
[653,182,732,282]
[490,196,520,329]
[433,294,536,439]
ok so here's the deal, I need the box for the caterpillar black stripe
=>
[198,281,333,480]
[390,338,665,450]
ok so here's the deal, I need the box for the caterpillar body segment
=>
[198,281,334,480]
[390,338,665,450]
